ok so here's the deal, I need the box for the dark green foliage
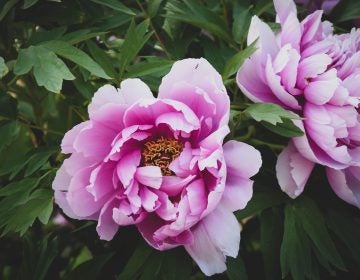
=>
[0,0,359,279]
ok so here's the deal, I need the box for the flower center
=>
[141,136,183,176]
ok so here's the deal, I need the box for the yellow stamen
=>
[142,136,183,176]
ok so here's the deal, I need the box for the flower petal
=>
[223,140,262,178]
[158,58,229,128]
[136,166,163,189]
[96,198,119,241]
[326,167,360,208]
[116,150,141,188]
[185,205,240,276]
[119,78,154,104]
[276,141,315,198]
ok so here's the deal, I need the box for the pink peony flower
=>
[237,0,360,207]
[53,58,262,275]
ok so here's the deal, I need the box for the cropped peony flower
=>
[237,0,360,207]
[53,58,262,276]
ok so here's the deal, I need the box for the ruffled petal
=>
[223,140,262,178]
[158,58,229,127]
[96,197,119,241]
[276,141,315,198]
[185,205,240,276]
[135,166,163,189]
[326,167,360,208]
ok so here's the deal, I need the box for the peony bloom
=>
[237,0,360,207]
[53,58,262,275]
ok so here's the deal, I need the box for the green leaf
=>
[61,30,107,45]
[331,1,360,22]
[24,148,56,177]
[244,103,302,125]
[28,26,67,45]
[227,256,248,280]
[232,2,252,44]
[262,118,304,138]
[86,40,117,79]
[119,20,153,77]
[138,251,163,280]
[0,56,9,78]
[236,188,288,220]
[160,248,193,280]
[41,40,110,79]
[281,204,312,280]
[0,189,53,235]
[0,94,18,119]
[148,0,163,18]
[165,0,233,44]
[19,236,58,280]
[22,0,39,9]
[66,252,115,280]
[326,209,360,264]
[73,75,96,100]
[296,197,346,271]
[0,0,20,21]
[0,177,38,198]
[223,40,257,78]
[14,46,75,93]
[89,0,135,15]
[0,121,20,153]
[118,242,153,280]
[260,208,282,280]
[124,58,173,78]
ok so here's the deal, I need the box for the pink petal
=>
[292,120,349,169]
[276,141,315,198]
[158,58,230,128]
[153,191,177,221]
[280,13,301,49]
[73,121,118,159]
[221,176,253,212]
[237,58,282,105]
[137,214,178,251]
[113,206,136,226]
[54,190,81,219]
[301,11,324,46]
[52,164,72,192]
[297,53,332,88]
[61,121,90,154]
[87,162,117,201]
[160,175,196,196]
[247,16,278,58]
[185,206,240,276]
[118,78,154,104]
[140,187,159,212]
[156,111,199,133]
[274,0,297,24]
[281,48,301,91]
[223,140,262,178]
[326,167,360,208]
[116,150,141,188]
[186,179,207,215]
[304,69,340,105]
[96,198,119,241]
[135,166,163,189]
[88,85,124,117]
[90,103,127,131]
[265,56,301,109]
[124,99,200,130]
[67,167,109,217]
